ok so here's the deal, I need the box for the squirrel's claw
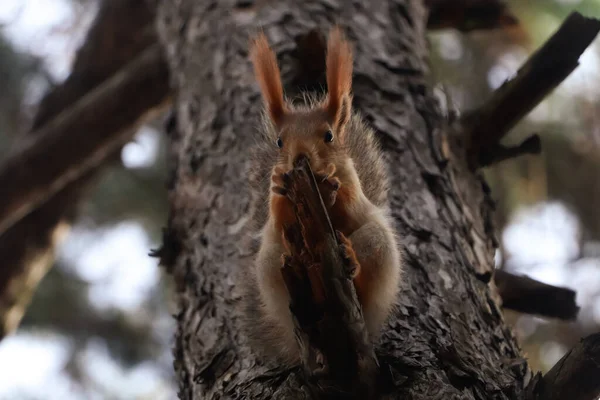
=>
[325,176,341,191]
[271,185,287,197]
[325,163,336,179]
[271,169,288,186]
[318,176,341,207]
[335,230,361,279]
[325,178,340,207]
[314,164,340,207]
[271,167,292,197]
[316,163,337,181]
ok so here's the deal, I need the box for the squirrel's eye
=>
[324,130,334,143]
[276,137,283,148]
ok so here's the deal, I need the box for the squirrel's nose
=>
[293,153,310,167]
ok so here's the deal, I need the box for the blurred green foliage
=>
[429,0,600,373]
[0,14,173,397]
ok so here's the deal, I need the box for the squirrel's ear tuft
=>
[250,32,286,127]
[335,94,352,136]
[325,26,353,132]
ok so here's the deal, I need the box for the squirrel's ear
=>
[325,26,353,132]
[334,94,352,135]
[250,32,287,127]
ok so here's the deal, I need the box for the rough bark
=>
[157,1,533,399]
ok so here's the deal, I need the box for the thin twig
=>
[304,161,339,244]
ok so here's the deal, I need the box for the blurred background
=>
[0,0,599,399]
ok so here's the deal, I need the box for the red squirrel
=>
[243,26,402,365]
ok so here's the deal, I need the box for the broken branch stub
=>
[478,134,541,167]
[526,332,600,400]
[280,159,378,399]
[494,269,579,320]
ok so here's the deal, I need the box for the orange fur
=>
[250,32,286,126]
[325,26,353,127]
[353,269,368,304]
[246,27,403,365]
[327,186,360,235]
[270,196,296,232]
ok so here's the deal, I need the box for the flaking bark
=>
[156,1,532,398]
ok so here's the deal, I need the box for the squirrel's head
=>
[250,26,353,172]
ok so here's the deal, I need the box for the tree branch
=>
[0,46,171,237]
[0,0,166,339]
[526,332,600,400]
[426,0,518,32]
[494,269,579,320]
[478,133,541,167]
[464,11,600,169]
[281,158,378,399]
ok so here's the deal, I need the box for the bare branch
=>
[426,0,518,32]
[494,269,579,321]
[0,0,163,339]
[281,158,378,399]
[465,11,600,169]
[526,332,600,400]
[0,46,171,237]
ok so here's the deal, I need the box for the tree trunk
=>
[156,1,530,398]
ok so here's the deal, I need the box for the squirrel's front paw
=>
[315,163,341,207]
[271,166,292,196]
[335,230,360,279]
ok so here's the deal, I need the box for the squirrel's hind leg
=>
[347,217,402,337]
[254,237,300,364]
